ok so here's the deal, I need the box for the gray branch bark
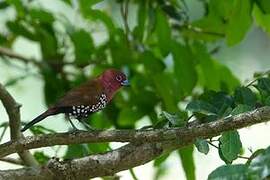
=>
[0,106,269,179]
[0,83,38,166]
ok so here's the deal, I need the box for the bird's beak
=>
[121,79,130,86]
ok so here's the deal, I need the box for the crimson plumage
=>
[21,69,129,132]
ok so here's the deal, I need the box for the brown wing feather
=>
[54,79,104,107]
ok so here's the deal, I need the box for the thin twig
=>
[120,0,131,42]
[0,125,7,142]
[0,157,24,166]
[0,46,42,67]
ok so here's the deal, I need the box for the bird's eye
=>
[116,75,122,82]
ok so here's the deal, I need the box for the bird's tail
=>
[21,108,58,132]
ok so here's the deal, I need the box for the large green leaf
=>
[153,73,178,112]
[186,100,217,115]
[117,108,143,128]
[234,87,257,106]
[249,146,270,179]
[155,9,171,56]
[226,0,252,45]
[187,91,234,118]
[253,4,270,33]
[34,151,50,165]
[231,104,253,116]
[178,146,196,180]
[133,1,147,42]
[219,130,242,163]
[256,0,270,14]
[208,164,249,180]
[141,51,165,74]
[64,144,89,159]
[70,29,95,65]
[29,9,54,24]
[172,42,197,95]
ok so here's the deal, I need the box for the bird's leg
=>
[66,115,80,131]
[139,125,153,130]
[78,118,95,131]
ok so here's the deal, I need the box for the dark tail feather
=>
[21,108,57,132]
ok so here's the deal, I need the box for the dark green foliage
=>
[209,145,270,179]
[2,0,270,179]
[219,131,242,164]
[33,152,50,165]
[208,164,249,180]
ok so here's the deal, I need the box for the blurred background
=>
[0,0,270,179]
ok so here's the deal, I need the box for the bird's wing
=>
[54,79,105,107]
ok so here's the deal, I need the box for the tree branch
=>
[0,106,268,179]
[0,47,41,67]
[0,83,38,166]
[0,106,269,158]
[0,157,24,166]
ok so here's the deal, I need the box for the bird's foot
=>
[139,125,153,130]
[80,121,96,131]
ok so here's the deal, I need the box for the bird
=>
[21,69,129,132]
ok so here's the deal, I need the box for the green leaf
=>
[265,96,270,106]
[256,78,270,94]
[153,73,178,112]
[117,108,142,128]
[154,153,170,167]
[64,144,89,159]
[36,25,59,59]
[226,0,252,45]
[79,0,103,15]
[172,42,197,95]
[186,100,217,115]
[208,164,249,180]
[185,16,225,41]
[43,68,69,106]
[34,151,50,165]
[199,91,234,117]
[29,9,54,23]
[195,138,209,155]
[6,0,24,16]
[161,111,187,127]
[29,125,56,135]
[246,149,265,166]
[70,29,94,65]
[86,9,115,34]
[253,4,270,33]
[141,51,165,74]
[88,143,110,154]
[219,130,242,163]
[256,0,270,14]
[109,29,133,65]
[194,43,239,91]
[234,87,257,106]
[178,146,195,180]
[133,1,147,42]
[7,20,37,41]
[155,9,171,56]
[231,104,253,116]
[249,146,270,179]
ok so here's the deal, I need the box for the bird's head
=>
[99,69,129,97]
